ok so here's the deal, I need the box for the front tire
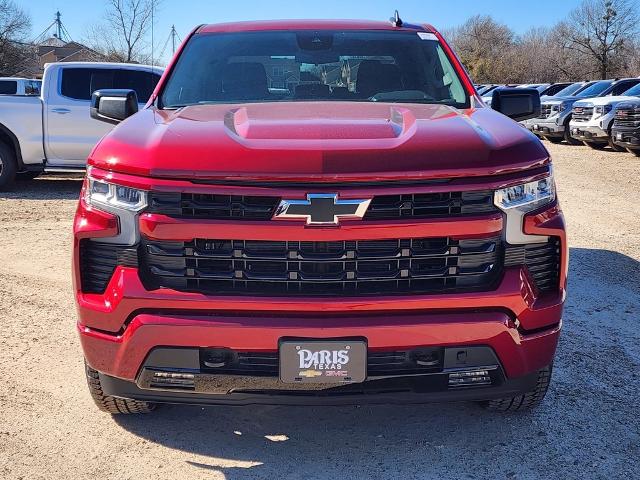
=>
[85,362,156,414]
[608,132,626,152]
[16,171,41,181]
[0,142,17,191]
[564,125,581,145]
[583,141,607,150]
[481,365,552,412]
[626,148,640,157]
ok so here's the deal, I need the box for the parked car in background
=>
[529,78,640,144]
[477,84,499,96]
[521,82,588,131]
[0,77,42,95]
[519,83,550,92]
[569,80,640,151]
[0,62,163,190]
[539,82,573,97]
[611,100,640,156]
[481,84,519,103]
[542,82,588,99]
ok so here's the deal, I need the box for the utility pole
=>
[55,11,62,39]
[33,11,73,44]
[171,25,177,54]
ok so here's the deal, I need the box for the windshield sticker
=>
[418,32,438,41]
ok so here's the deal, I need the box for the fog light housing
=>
[448,369,492,388]
[150,371,196,389]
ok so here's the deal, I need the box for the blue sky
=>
[25,0,584,62]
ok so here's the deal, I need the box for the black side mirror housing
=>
[90,89,139,124]
[491,88,541,122]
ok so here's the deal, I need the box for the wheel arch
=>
[0,122,23,169]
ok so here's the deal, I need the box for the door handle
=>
[51,108,71,114]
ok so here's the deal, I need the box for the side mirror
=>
[491,88,541,122]
[90,89,139,124]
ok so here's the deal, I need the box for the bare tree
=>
[0,0,32,75]
[446,15,515,84]
[87,0,159,63]
[561,0,639,79]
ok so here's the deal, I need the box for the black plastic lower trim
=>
[20,163,45,173]
[99,370,539,406]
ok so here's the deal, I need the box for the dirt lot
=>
[0,142,638,479]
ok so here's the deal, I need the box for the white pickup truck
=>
[0,77,42,95]
[0,62,163,190]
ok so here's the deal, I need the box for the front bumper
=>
[611,127,640,148]
[529,120,564,138]
[100,347,552,405]
[569,123,608,143]
[80,305,561,381]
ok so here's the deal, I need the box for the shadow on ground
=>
[111,248,639,478]
[1,174,83,201]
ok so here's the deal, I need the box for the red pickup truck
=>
[74,19,566,414]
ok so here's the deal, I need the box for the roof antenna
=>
[390,10,403,27]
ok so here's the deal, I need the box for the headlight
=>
[594,105,612,117]
[86,177,147,212]
[494,172,555,213]
[550,103,567,114]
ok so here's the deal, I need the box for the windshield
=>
[621,83,640,97]
[553,83,584,97]
[161,30,469,108]
[577,81,613,98]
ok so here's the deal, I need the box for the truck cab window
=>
[0,81,18,95]
[61,68,160,102]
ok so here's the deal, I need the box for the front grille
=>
[613,107,640,128]
[148,192,281,219]
[571,106,593,123]
[364,191,497,219]
[140,236,502,296]
[539,104,553,118]
[79,240,138,293]
[504,238,561,293]
[200,349,444,377]
[146,190,499,221]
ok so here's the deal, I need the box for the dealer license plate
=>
[279,340,367,384]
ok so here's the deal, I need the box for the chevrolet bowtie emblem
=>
[299,370,323,378]
[273,193,371,226]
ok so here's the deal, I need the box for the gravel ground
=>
[0,142,638,480]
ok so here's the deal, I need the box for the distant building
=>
[14,37,107,79]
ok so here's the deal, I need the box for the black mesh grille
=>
[140,236,503,296]
[200,349,443,377]
[364,191,497,219]
[79,240,138,293]
[147,192,280,219]
[504,238,561,293]
[146,190,499,221]
[613,106,640,128]
[571,106,593,123]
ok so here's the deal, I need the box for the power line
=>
[33,11,73,44]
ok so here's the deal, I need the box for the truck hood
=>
[574,95,639,107]
[89,102,549,182]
